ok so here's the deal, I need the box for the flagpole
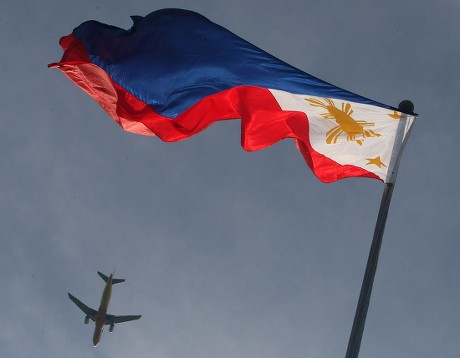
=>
[344,100,415,358]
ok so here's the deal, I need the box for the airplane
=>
[68,271,142,346]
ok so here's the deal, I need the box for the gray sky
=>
[1,0,459,357]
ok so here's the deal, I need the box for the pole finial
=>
[398,100,414,114]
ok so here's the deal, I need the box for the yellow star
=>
[365,156,387,168]
[388,110,401,119]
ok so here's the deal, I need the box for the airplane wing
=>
[68,293,98,321]
[105,314,142,325]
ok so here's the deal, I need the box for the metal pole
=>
[344,100,415,358]
[345,182,394,358]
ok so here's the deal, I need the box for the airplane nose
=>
[92,333,101,347]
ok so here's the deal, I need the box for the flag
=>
[49,8,416,183]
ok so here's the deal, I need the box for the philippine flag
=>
[49,8,416,183]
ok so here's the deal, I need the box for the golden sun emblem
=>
[306,98,381,145]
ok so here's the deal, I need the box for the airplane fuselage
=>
[92,274,113,346]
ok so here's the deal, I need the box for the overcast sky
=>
[2,0,459,357]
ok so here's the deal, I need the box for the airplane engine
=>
[109,323,115,333]
[84,316,90,325]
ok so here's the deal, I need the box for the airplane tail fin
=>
[112,278,125,284]
[98,271,125,284]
